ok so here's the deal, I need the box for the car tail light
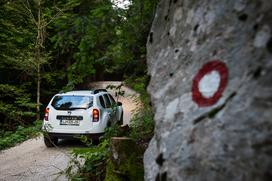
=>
[44,108,49,121]
[93,109,99,122]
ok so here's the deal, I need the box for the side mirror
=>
[117,102,122,106]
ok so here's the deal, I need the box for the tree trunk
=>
[36,61,40,120]
[36,0,42,121]
[24,0,62,120]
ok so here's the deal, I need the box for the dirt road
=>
[0,81,138,181]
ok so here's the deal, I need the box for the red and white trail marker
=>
[192,60,228,107]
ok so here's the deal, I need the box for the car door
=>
[102,94,114,124]
[108,94,119,121]
[98,95,107,125]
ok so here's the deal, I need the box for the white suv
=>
[42,89,123,147]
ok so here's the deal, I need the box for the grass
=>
[0,120,42,151]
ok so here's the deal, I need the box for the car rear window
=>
[51,95,93,110]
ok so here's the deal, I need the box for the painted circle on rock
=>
[192,60,228,107]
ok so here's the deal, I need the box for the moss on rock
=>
[105,137,144,181]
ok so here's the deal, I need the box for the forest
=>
[2,0,271,180]
[0,0,157,137]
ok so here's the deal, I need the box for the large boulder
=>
[145,0,272,180]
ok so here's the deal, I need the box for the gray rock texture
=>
[144,0,272,180]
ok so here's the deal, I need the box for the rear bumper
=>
[42,122,106,134]
[46,132,104,139]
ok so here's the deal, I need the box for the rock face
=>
[144,0,272,180]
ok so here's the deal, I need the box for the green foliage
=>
[48,0,158,86]
[105,151,144,181]
[68,139,109,180]
[129,108,154,141]
[50,0,120,87]
[0,0,72,133]
[64,124,123,180]
[125,75,154,141]
[125,75,151,107]
[104,133,144,181]
[106,83,125,101]
[0,84,36,131]
[107,0,158,77]
[0,0,35,70]
[0,120,42,150]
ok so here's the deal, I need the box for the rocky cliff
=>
[144,0,272,180]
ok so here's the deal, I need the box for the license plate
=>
[60,119,80,126]
[56,115,83,120]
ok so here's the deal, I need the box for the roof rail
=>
[58,90,66,94]
[94,89,107,94]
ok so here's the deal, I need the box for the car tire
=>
[43,134,58,147]
[118,111,123,125]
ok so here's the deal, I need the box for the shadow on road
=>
[56,139,88,148]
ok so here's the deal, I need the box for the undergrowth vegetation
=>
[125,75,154,141]
[64,124,122,180]
[0,120,42,150]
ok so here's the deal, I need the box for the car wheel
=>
[118,111,123,125]
[43,134,58,147]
